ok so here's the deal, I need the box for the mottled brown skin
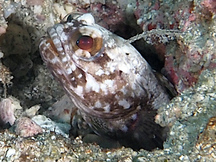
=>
[39,13,170,150]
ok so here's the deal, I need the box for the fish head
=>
[39,13,149,119]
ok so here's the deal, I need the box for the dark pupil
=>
[76,36,93,50]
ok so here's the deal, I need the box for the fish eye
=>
[76,35,93,50]
[70,26,103,58]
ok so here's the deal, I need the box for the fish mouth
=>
[39,31,87,110]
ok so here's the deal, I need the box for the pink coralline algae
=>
[134,0,216,92]
[201,0,216,14]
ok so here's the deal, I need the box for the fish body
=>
[39,13,170,150]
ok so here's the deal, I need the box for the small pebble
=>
[15,117,43,137]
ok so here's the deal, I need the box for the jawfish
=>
[39,13,170,150]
